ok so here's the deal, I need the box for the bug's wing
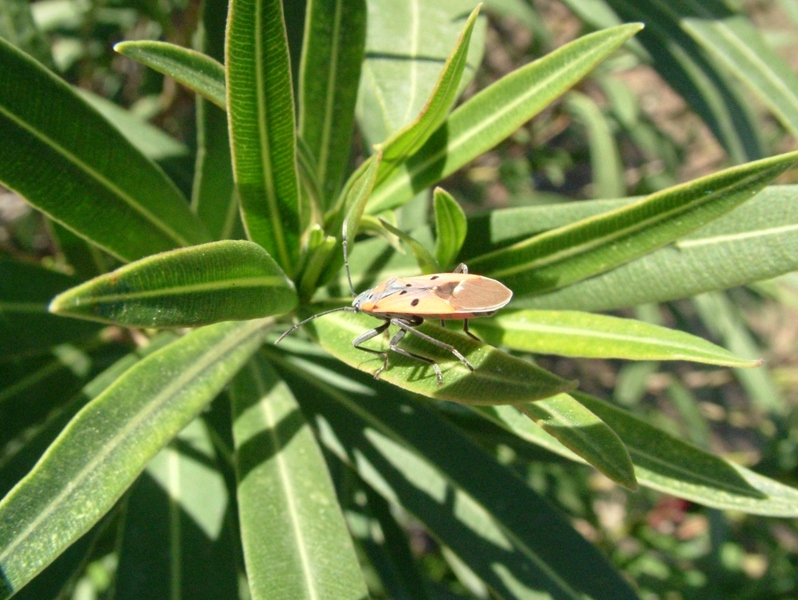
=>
[366,289,456,316]
[448,277,513,312]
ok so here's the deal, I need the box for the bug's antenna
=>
[275,306,356,344]
[342,220,356,298]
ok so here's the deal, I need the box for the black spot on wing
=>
[410,298,420,306]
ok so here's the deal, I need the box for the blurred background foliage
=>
[1,0,797,597]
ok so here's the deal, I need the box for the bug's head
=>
[352,289,371,311]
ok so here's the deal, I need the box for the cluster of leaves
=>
[2,0,798,598]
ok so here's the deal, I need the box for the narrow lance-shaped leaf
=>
[230,356,368,600]
[374,5,481,185]
[0,319,268,597]
[378,218,440,274]
[192,96,238,240]
[114,41,226,109]
[470,309,759,366]
[298,0,366,204]
[227,0,301,275]
[433,187,467,269]
[516,185,798,311]
[518,394,637,490]
[469,150,798,297]
[477,394,798,516]
[192,0,238,241]
[76,89,189,163]
[356,0,487,145]
[0,334,179,500]
[0,37,211,262]
[566,90,625,199]
[366,23,643,213]
[302,309,575,404]
[317,151,383,288]
[49,241,297,327]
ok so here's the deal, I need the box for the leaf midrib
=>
[0,105,191,249]
[63,276,289,306]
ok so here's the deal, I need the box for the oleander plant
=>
[2,0,798,598]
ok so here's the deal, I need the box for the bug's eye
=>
[411,298,420,306]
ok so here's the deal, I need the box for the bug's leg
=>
[393,317,476,373]
[385,326,443,385]
[352,320,391,379]
[462,319,482,342]
[453,263,469,274]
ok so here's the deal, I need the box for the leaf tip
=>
[48,292,68,315]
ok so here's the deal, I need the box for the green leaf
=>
[49,241,297,327]
[481,393,798,516]
[0,259,100,358]
[366,23,643,213]
[192,0,238,241]
[433,187,467,269]
[75,88,189,162]
[297,229,338,300]
[114,421,240,599]
[9,515,113,600]
[298,0,366,203]
[300,309,575,404]
[342,151,383,244]
[356,0,487,145]
[114,41,227,109]
[565,90,625,198]
[0,336,176,499]
[272,358,639,600]
[471,309,759,366]
[192,99,238,240]
[521,185,798,310]
[378,218,440,274]
[230,357,368,600]
[375,5,481,185]
[0,319,267,597]
[227,0,301,276]
[518,394,637,490]
[678,0,798,138]
[0,38,211,263]
[463,197,632,258]
[469,151,798,297]
[317,151,383,289]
